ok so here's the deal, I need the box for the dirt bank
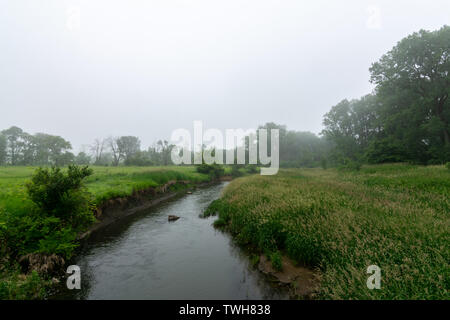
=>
[257,255,320,299]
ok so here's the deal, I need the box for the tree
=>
[116,136,140,163]
[322,95,378,162]
[37,133,72,165]
[108,137,122,166]
[369,25,450,163]
[1,126,24,165]
[156,140,173,166]
[0,134,7,165]
[75,152,91,165]
[90,138,108,165]
[124,150,153,166]
[20,132,37,165]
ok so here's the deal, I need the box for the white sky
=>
[1,0,449,152]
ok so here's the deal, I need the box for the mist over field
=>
[1,1,449,152]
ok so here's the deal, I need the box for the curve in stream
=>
[55,182,289,300]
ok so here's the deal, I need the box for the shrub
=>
[196,164,225,179]
[0,165,96,259]
[446,162,450,170]
[26,165,94,228]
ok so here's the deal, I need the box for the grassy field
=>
[0,166,213,216]
[0,165,219,299]
[207,164,449,299]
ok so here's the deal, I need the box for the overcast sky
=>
[1,0,449,152]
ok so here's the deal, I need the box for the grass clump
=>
[269,251,283,272]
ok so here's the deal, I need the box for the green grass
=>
[0,166,211,215]
[208,164,450,300]
[0,165,215,299]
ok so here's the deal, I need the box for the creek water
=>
[54,182,289,300]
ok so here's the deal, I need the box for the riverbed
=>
[54,182,289,300]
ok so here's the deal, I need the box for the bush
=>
[0,165,96,259]
[26,165,94,228]
[446,162,450,170]
[196,164,225,179]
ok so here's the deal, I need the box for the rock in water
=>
[168,215,180,222]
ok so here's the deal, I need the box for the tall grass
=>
[209,164,449,299]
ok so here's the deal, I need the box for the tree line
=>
[0,127,174,167]
[1,26,448,167]
[322,25,449,165]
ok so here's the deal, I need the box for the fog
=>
[1,0,449,152]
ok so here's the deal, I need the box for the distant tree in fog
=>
[75,152,92,165]
[90,138,108,165]
[0,133,7,165]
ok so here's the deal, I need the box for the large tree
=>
[116,136,141,163]
[1,126,24,165]
[322,95,378,162]
[369,25,450,163]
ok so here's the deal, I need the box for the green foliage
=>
[249,254,260,268]
[230,165,243,177]
[1,127,73,166]
[209,166,450,299]
[320,158,328,170]
[259,123,330,168]
[446,162,450,170]
[322,26,450,166]
[269,251,283,272]
[26,165,94,228]
[0,165,95,259]
[244,165,259,174]
[0,133,7,165]
[196,164,225,179]
[0,165,215,299]
[124,151,154,166]
[337,159,362,172]
[75,152,91,165]
[322,95,378,163]
[0,269,50,300]
[1,212,78,258]
[369,26,450,164]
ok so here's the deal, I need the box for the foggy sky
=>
[1,0,449,153]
